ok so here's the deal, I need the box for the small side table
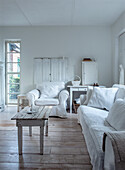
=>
[17,94,28,112]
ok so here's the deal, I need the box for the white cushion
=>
[105,99,125,130]
[35,98,59,106]
[37,82,65,92]
[113,84,125,89]
[113,84,125,101]
[84,86,93,105]
[87,87,118,110]
[78,105,109,128]
[115,88,125,101]
[40,85,59,98]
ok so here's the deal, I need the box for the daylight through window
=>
[5,41,21,104]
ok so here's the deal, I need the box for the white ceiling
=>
[0,0,125,26]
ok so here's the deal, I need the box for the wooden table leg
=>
[40,121,44,155]
[29,126,32,136]
[45,120,48,136]
[18,125,22,155]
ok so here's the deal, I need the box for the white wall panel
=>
[42,59,50,81]
[34,58,67,85]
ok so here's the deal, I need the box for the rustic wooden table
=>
[11,106,52,155]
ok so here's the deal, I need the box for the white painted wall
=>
[0,26,112,93]
[111,12,125,83]
[0,27,3,62]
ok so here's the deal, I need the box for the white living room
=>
[0,0,125,170]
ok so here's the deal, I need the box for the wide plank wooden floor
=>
[0,106,92,170]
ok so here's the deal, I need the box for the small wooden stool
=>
[17,94,28,112]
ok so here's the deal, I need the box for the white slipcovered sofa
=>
[78,84,125,170]
[26,82,69,117]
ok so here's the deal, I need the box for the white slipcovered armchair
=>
[26,82,69,117]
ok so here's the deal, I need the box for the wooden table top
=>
[11,106,53,120]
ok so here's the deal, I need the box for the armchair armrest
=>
[26,89,39,106]
[59,90,69,109]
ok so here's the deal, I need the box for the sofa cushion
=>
[40,85,59,98]
[115,88,125,101]
[37,82,65,98]
[35,98,59,106]
[87,87,118,110]
[105,99,125,130]
[113,84,125,101]
[78,105,108,128]
[37,82,65,92]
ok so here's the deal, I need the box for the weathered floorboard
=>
[0,106,92,170]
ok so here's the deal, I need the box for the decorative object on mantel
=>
[83,58,92,62]
[119,64,124,85]
[72,75,81,86]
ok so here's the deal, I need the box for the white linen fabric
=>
[104,137,115,170]
[103,132,125,170]
[113,84,125,101]
[40,85,59,98]
[84,86,93,105]
[113,84,125,89]
[28,89,39,100]
[80,95,86,105]
[27,82,69,118]
[36,81,65,93]
[115,88,125,101]
[59,90,69,109]
[77,105,115,170]
[49,105,67,118]
[26,89,39,106]
[87,87,118,110]
[105,99,125,130]
[35,98,59,106]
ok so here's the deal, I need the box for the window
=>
[5,41,20,104]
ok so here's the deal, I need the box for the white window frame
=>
[5,41,21,105]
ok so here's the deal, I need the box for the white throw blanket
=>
[103,131,125,170]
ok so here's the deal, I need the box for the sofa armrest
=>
[103,131,125,170]
[59,90,69,109]
[104,136,115,170]
[26,89,39,106]
[80,94,86,105]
